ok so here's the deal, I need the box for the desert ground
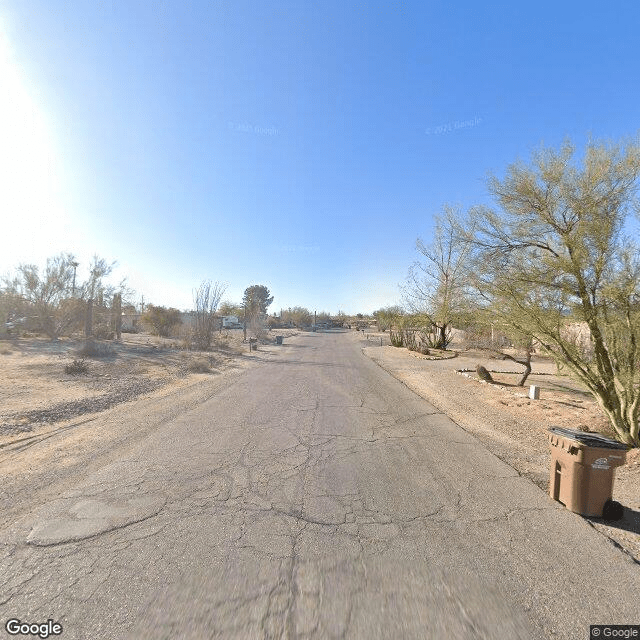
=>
[0,329,298,440]
[359,331,640,563]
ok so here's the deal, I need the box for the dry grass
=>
[76,340,115,358]
[186,357,214,373]
[64,359,89,375]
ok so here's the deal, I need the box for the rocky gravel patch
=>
[0,376,165,436]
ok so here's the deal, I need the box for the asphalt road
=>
[1,330,638,639]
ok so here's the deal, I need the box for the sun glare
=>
[0,23,71,268]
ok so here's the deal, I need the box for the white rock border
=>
[454,369,529,397]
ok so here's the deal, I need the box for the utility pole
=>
[112,293,122,340]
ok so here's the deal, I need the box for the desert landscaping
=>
[358,330,640,564]
[0,329,300,439]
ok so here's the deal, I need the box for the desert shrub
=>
[390,329,405,347]
[0,345,12,355]
[65,358,88,375]
[255,327,269,341]
[93,325,115,340]
[213,332,232,348]
[192,280,226,350]
[77,339,115,358]
[418,323,453,350]
[476,365,493,382]
[405,330,419,351]
[187,357,213,373]
[142,304,182,337]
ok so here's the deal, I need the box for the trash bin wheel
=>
[602,499,624,521]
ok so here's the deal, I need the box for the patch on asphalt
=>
[25,494,166,546]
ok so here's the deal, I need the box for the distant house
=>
[181,311,224,330]
[222,316,243,329]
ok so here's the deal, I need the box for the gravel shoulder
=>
[359,335,640,564]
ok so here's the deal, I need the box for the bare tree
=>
[192,280,227,350]
[403,206,474,349]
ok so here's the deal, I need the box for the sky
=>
[1,1,639,315]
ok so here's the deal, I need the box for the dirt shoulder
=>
[0,329,301,528]
[360,337,640,564]
[0,329,300,439]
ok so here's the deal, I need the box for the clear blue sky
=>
[1,1,639,314]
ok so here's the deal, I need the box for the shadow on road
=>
[588,506,640,538]
[259,359,347,368]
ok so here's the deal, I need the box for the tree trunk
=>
[112,293,122,340]
[517,360,532,386]
[85,299,93,338]
[499,349,532,386]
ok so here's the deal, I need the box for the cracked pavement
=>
[0,330,638,639]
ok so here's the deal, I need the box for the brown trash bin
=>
[548,427,628,517]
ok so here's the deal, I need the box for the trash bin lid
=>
[548,427,628,450]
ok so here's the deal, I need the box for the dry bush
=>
[213,332,232,348]
[0,345,12,355]
[405,330,419,351]
[76,339,115,358]
[65,358,88,375]
[187,357,213,373]
[93,325,115,340]
[390,328,405,347]
[192,280,226,350]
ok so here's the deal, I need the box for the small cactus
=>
[476,365,493,382]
